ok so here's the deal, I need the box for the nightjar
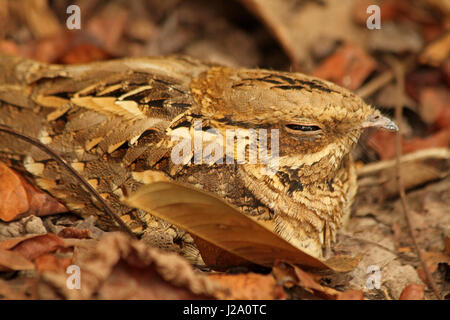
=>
[0,55,397,258]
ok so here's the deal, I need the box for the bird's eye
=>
[285,124,321,132]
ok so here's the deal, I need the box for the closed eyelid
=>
[285,124,322,132]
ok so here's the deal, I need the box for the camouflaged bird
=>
[0,54,397,259]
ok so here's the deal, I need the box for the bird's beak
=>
[360,114,398,132]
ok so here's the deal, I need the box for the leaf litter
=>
[0,0,449,300]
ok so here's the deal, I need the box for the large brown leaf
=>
[124,181,353,271]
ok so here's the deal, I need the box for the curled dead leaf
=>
[123,181,346,270]
[38,232,219,300]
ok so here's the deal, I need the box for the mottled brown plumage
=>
[0,55,397,258]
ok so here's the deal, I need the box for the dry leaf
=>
[58,43,111,65]
[38,232,218,299]
[0,40,20,56]
[20,0,62,39]
[0,234,41,250]
[353,0,401,24]
[406,68,444,101]
[0,162,29,221]
[368,22,423,54]
[313,43,377,90]
[0,249,35,271]
[336,289,365,300]
[12,233,65,261]
[419,31,450,67]
[0,278,33,299]
[423,251,450,273]
[28,33,73,63]
[419,87,450,127]
[323,254,363,273]
[382,161,446,197]
[123,181,331,270]
[86,3,129,53]
[399,284,425,300]
[209,273,286,300]
[367,129,450,160]
[0,162,67,222]
[272,262,340,299]
[57,227,91,239]
[239,0,365,69]
[191,235,254,269]
[34,254,72,273]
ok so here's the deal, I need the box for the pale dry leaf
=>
[123,181,331,269]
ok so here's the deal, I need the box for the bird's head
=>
[190,66,397,182]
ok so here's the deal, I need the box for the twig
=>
[357,147,450,176]
[339,233,399,256]
[356,70,394,99]
[0,124,136,238]
[389,59,442,300]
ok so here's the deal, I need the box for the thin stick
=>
[0,125,136,238]
[390,60,442,300]
[357,147,450,176]
[356,70,394,99]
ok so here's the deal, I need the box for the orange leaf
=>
[59,43,110,64]
[399,284,425,300]
[0,162,30,221]
[313,43,376,90]
[12,234,65,261]
[337,289,364,300]
[367,129,450,160]
[0,162,67,222]
[209,273,287,300]
[34,254,72,273]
